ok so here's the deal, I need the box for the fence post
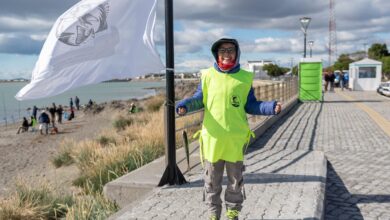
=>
[256,86,261,100]
[287,79,291,100]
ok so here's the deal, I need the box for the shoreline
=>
[0,79,200,128]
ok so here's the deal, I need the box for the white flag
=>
[16,0,164,100]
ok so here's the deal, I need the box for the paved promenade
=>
[321,91,390,220]
[109,90,390,220]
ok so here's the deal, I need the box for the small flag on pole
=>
[16,0,164,100]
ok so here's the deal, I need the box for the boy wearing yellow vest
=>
[176,38,281,220]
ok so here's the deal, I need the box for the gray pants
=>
[204,160,244,217]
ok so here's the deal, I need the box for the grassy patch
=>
[97,135,117,146]
[72,141,164,193]
[113,116,133,131]
[144,94,165,112]
[0,181,73,220]
[65,189,118,220]
[51,141,75,168]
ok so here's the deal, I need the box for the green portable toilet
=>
[299,58,323,101]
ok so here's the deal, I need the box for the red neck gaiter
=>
[217,58,236,71]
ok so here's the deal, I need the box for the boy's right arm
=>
[176,82,204,116]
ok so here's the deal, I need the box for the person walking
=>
[75,96,80,110]
[339,71,345,91]
[329,71,335,92]
[324,72,331,92]
[176,38,282,220]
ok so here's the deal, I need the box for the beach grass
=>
[64,183,118,220]
[49,95,167,194]
[71,109,166,193]
[112,116,133,131]
[144,94,165,112]
[0,180,73,220]
[52,140,75,168]
[97,135,117,146]
[51,94,201,193]
[64,192,118,220]
[1,82,200,219]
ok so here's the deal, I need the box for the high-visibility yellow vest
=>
[200,67,253,163]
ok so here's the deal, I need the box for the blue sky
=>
[1,0,390,79]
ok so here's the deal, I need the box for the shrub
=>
[52,143,75,168]
[97,135,116,146]
[113,116,133,131]
[65,188,118,220]
[144,95,165,112]
[0,181,73,220]
[72,142,164,193]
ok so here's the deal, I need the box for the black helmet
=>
[211,38,239,61]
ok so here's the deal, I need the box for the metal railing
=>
[175,76,298,170]
[175,77,298,131]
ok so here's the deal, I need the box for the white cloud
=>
[1,0,390,74]
[244,37,299,53]
[176,59,212,71]
[0,16,53,32]
[30,34,47,41]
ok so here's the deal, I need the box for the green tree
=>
[263,64,284,77]
[381,56,390,79]
[292,65,298,76]
[333,54,353,72]
[368,43,389,60]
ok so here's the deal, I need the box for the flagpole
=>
[158,0,187,186]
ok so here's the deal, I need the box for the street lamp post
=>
[308,40,314,57]
[299,17,311,58]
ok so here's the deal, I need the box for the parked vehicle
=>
[377,81,390,96]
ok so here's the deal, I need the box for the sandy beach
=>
[0,80,199,200]
[0,104,124,199]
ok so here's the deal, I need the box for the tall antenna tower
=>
[328,0,337,67]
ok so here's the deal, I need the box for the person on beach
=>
[75,96,80,110]
[29,116,38,132]
[38,110,50,135]
[69,97,74,110]
[49,103,57,127]
[32,105,38,119]
[129,102,138,114]
[68,108,75,121]
[16,117,29,134]
[87,99,93,107]
[57,105,63,124]
[176,38,282,220]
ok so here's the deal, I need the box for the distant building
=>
[349,58,382,91]
[245,60,274,79]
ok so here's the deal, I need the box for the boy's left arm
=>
[245,87,282,115]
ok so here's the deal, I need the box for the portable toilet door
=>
[299,58,323,101]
